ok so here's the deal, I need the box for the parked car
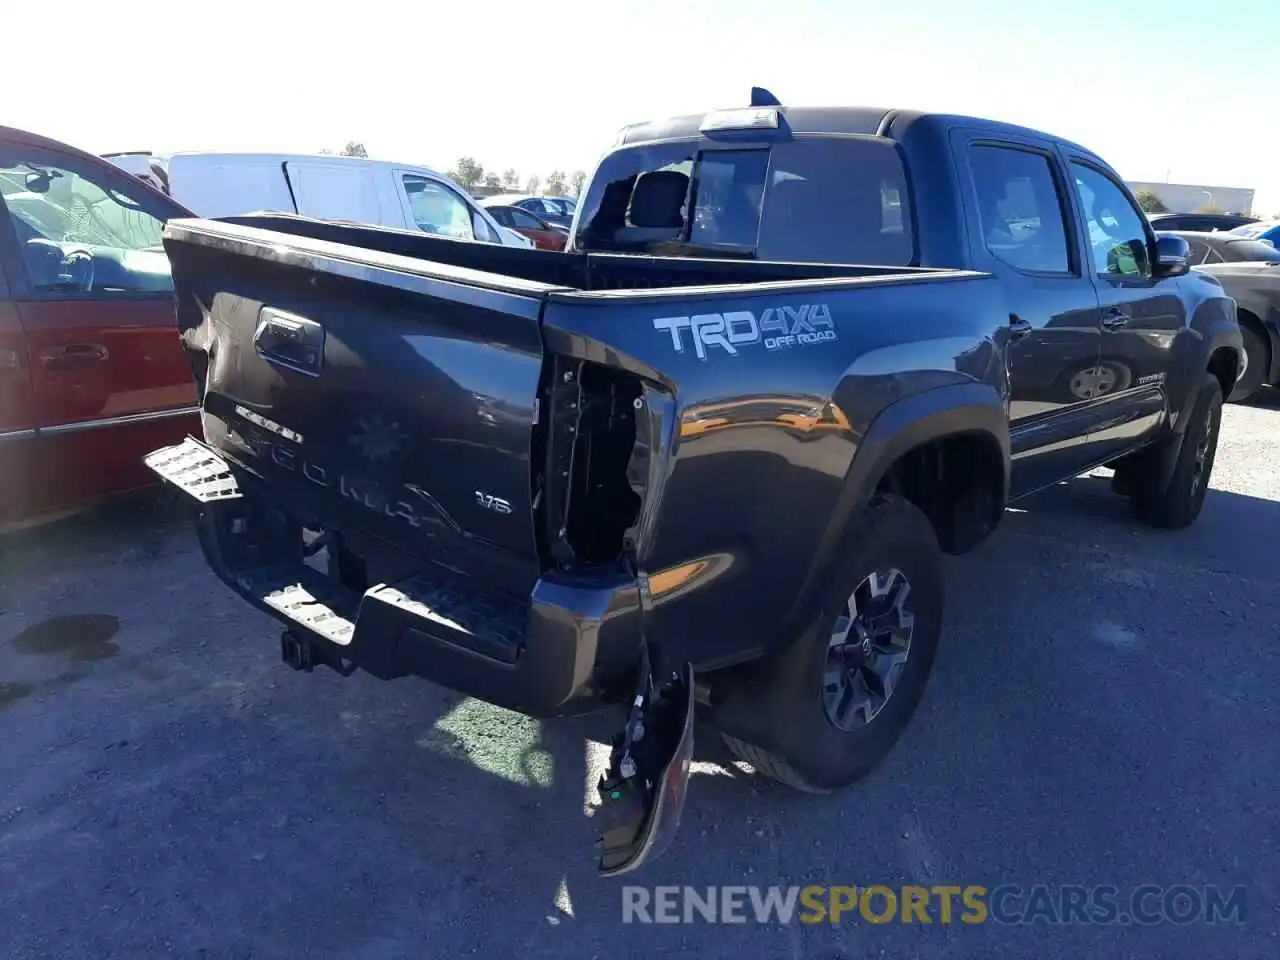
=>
[1227,218,1280,247]
[543,195,578,216]
[143,93,1240,876]
[1191,258,1280,401]
[1156,230,1280,265]
[1147,211,1257,232]
[0,127,197,526]
[481,202,568,250]
[104,151,534,249]
[480,193,574,228]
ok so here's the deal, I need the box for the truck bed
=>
[154,213,996,714]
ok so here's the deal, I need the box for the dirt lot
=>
[2,397,1278,959]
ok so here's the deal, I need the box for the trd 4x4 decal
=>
[652,304,836,360]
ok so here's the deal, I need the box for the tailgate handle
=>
[254,308,325,377]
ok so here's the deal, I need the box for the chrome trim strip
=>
[0,427,38,443]
[39,405,200,437]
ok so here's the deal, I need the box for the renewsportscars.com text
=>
[621,884,1247,926]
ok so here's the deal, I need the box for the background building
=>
[1125,180,1255,216]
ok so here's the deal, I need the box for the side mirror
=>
[1154,233,1190,277]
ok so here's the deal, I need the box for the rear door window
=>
[574,137,915,266]
[968,144,1073,275]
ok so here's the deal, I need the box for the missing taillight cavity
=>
[542,358,645,572]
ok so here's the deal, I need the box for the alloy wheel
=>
[823,568,915,731]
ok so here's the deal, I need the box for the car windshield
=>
[574,137,915,265]
[0,162,164,250]
[1225,239,1280,261]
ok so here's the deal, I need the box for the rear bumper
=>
[146,437,642,717]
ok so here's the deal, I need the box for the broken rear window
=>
[573,137,915,266]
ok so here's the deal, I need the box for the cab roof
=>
[615,104,1098,160]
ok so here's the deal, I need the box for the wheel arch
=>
[775,382,1009,656]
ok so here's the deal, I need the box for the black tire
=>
[720,494,944,792]
[1229,323,1267,403]
[1129,373,1223,529]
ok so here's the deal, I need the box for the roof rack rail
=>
[750,87,781,107]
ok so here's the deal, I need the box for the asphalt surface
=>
[3,396,1279,959]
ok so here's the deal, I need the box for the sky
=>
[7,0,1278,215]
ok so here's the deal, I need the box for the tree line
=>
[448,157,588,198]
[318,143,586,197]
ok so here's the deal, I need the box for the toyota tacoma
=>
[144,91,1242,876]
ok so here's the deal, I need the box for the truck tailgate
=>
[163,219,552,598]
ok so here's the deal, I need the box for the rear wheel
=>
[1128,373,1223,529]
[720,494,944,792]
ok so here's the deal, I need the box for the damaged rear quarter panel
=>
[541,271,1007,669]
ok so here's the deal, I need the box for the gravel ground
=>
[2,396,1279,959]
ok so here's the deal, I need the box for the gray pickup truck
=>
[145,91,1242,876]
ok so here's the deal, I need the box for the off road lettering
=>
[653,303,835,359]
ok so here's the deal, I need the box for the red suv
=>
[0,126,197,527]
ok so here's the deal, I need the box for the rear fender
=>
[710,381,1008,749]
[792,381,1009,627]
[1175,307,1242,432]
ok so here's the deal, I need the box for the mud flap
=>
[595,662,695,877]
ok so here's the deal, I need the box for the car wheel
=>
[1229,323,1267,402]
[719,494,944,792]
[1128,373,1223,529]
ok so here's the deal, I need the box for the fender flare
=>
[1174,321,1243,434]
[781,381,1010,652]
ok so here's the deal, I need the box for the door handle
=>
[39,343,110,369]
[1101,309,1130,330]
[1008,314,1033,339]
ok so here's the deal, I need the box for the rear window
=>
[573,137,915,266]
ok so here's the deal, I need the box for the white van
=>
[102,151,532,247]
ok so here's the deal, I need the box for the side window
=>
[969,145,1072,274]
[401,175,490,242]
[0,152,171,294]
[1070,163,1151,278]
